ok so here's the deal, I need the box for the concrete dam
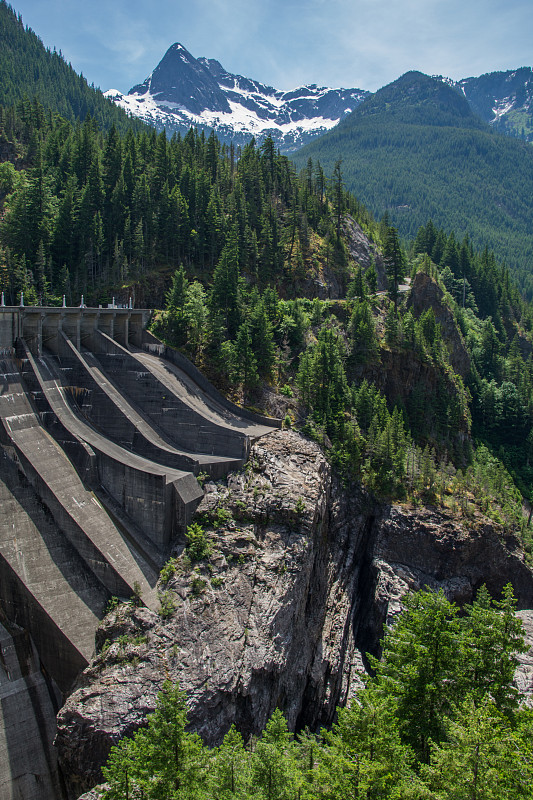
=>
[0,304,278,799]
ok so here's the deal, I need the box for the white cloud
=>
[11,0,533,94]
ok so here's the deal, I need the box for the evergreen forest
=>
[1,83,533,555]
[293,71,533,299]
[0,1,142,133]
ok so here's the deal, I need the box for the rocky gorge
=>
[55,430,533,799]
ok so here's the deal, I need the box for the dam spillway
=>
[0,304,278,799]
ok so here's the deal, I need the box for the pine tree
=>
[348,300,379,365]
[183,281,208,359]
[166,264,188,311]
[251,708,299,800]
[209,225,242,339]
[233,321,259,395]
[365,258,378,293]
[102,681,208,799]
[331,159,344,241]
[371,589,463,763]
[210,725,250,799]
[383,226,406,307]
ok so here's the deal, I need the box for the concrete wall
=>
[0,307,152,356]
[97,454,173,551]
[142,330,282,430]
[2,353,161,602]
[53,334,200,474]
[0,554,88,694]
[92,331,249,460]
[0,620,66,800]
[10,441,134,599]
[18,346,202,555]
[0,305,277,800]
[0,311,19,352]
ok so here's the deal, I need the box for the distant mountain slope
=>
[105,42,369,152]
[457,67,533,143]
[0,0,143,132]
[293,71,533,292]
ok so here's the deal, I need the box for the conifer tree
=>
[209,224,242,339]
[383,225,406,307]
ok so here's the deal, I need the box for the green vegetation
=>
[190,575,207,596]
[101,585,533,799]
[157,590,176,619]
[0,91,367,324]
[159,557,179,585]
[0,1,143,132]
[185,523,212,562]
[412,220,533,512]
[293,71,533,297]
[154,210,533,555]
[0,49,532,562]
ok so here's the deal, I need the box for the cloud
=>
[11,0,533,94]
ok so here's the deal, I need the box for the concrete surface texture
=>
[0,619,66,799]
[0,305,278,800]
[55,331,241,479]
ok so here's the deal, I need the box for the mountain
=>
[0,0,143,132]
[292,71,533,294]
[456,67,533,143]
[105,40,533,153]
[105,42,369,152]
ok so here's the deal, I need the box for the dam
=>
[0,304,278,799]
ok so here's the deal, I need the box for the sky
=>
[9,0,533,94]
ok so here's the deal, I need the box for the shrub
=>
[185,523,212,561]
[158,590,176,618]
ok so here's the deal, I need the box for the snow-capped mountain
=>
[433,68,533,142]
[105,43,369,152]
[106,44,533,150]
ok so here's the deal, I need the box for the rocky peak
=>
[107,45,368,152]
[456,67,533,132]
[129,42,230,115]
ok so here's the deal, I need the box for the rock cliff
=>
[407,271,471,377]
[55,430,533,798]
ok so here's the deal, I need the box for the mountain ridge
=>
[105,41,369,152]
[0,0,143,132]
[105,41,533,150]
[292,70,533,293]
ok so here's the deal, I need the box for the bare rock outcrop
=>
[516,611,533,699]
[56,432,366,796]
[343,216,387,290]
[55,430,533,798]
[407,271,471,377]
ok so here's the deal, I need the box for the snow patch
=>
[106,57,368,149]
[492,97,516,119]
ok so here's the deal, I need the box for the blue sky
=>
[10,0,533,93]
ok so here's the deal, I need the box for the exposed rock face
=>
[407,271,471,377]
[364,507,533,653]
[516,611,533,700]
[343,217,387,290]
[56,431,359,797]
[55,431,533,798]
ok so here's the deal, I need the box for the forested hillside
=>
[293,71,533,298]
[0,97,371,306]
[0,0,143,133]
[1,94,533,541]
